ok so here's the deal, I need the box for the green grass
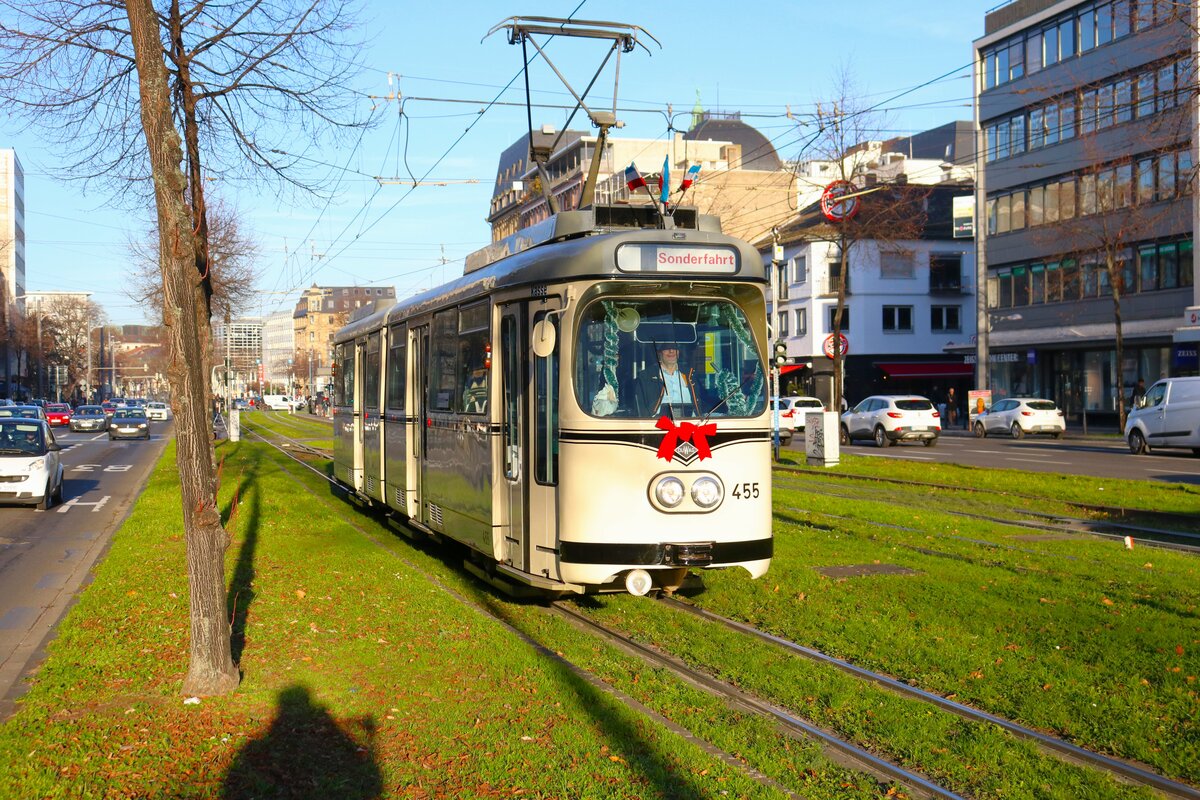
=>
[0,441,788,799]
[779,450,1200,515]
[2,436,1197,798]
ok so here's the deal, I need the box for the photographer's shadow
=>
[222,685,381,799]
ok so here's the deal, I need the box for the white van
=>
[261,394,296,411]
[1125,376,1200,455]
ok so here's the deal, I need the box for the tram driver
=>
[634,345,701,418]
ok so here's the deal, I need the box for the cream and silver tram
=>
[331,205,772,595]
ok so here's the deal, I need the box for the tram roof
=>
[335,206,767,343]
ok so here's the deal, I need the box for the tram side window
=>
[534,311,558,486]
[428,309,459,412]
[364,333,381,411]
[386,327,406,411]
[459,302,489,415]
[335,343,355,407]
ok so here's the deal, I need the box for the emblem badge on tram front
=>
[674,440,698,460]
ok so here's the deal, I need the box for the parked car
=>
[840,395,941,447]
[1125,376,1200,456]
[0,418,64,509]
[108,408,151,441]
[0,405,48,422]
[145,401,171,421]
[261,394,297,411]
[71,405,109,432]
[45,403,72,427]
[779,396,825,431]
[973,398,1066,439]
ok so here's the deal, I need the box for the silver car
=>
[0,418,65,509]
[973,398,1065,439]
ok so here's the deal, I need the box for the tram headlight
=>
[690,477,723,509]
[654,477,685,508]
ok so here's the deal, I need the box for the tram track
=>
[651,596,1200,800]
[775,464,1200,535]
[775,473,1200,554]
[238,426,1200,798]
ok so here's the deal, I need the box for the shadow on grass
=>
[221,685,382,800]
[226,448,264,667]
[476,593,712,800]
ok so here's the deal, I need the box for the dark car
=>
[0,405,47,422]
[71,405,108,432]
[108,408,151,440]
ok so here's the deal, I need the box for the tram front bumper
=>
[559,537,772,569]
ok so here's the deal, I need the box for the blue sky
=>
[4,1,992,325]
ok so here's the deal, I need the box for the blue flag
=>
[659,156,670,204]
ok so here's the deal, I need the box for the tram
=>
[331,204,773,595]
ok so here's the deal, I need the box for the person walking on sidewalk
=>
[945,387,959,428]
[1130,377,1146,409]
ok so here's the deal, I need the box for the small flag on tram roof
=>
[659,155,670,203]
[624,164,646,191]
[680,164,701,191]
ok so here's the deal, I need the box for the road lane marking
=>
[1003,458,1071,465]
[56,495,111,514]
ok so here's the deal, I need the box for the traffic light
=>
[774,340,788,367]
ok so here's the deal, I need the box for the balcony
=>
[929,256,964,295]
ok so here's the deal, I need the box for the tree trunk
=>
[125,0,239,696]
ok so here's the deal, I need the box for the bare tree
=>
[791,70,930,410]
[128,196,262,324]
[0,0,369,696]
[39,295,107,397]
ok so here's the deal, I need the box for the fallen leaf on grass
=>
[295,589,306,599]
[1004,643,1020,651]
[1101,597,1114,606]
[969,670,985,680]
[1176,645,1185,656]
[609,755,626,764]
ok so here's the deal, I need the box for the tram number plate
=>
[731,482,760,499]
[530,284,548,298]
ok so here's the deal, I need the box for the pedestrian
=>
[946,387,959,428]
[1129,377,1146,409]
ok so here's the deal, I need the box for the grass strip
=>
[0,440,785,799]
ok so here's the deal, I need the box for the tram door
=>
[352,338,366,492]
[500,300,561,582]
[408,325,428,522]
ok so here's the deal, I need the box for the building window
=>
[827,306,850,333]
[792,256,807,284]
[882,306,913,332]
[777,311,789,337]
[929,255,962,292]
[776,263,789,300]
[827,260,849,295]
[795,308,807,336]
[879,249,914,279]
[931,305,961,332]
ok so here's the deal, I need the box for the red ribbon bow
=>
[655,415,716,461]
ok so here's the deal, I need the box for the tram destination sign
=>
[616,244,739,274]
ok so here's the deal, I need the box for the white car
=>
[840,395,941,447]
[779,396,825,431]
[145,401,171,421]
[973,398,1065,439]
[0,418,65,509]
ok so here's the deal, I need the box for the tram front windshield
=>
[575,298,766,420]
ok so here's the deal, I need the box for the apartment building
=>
[487,112,795,245]
[974,0,1198,425]
[293,284,396,393]
[762,124,977,410]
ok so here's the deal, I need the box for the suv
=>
[973,398,1065,439]
[841,395,941,447]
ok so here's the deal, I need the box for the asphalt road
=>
[792,429,1200,486]
[0,421,169,720]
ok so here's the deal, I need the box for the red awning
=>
[779,364,808,375]
[876,361,974,379]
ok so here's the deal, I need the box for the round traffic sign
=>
[823,333,849,358]
[820,180,860,223]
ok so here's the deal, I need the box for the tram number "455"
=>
[730,482,760,499]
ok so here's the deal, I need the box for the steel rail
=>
[774,464,1200,533]
[551,601,966,800]
[659,597,1200,800]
